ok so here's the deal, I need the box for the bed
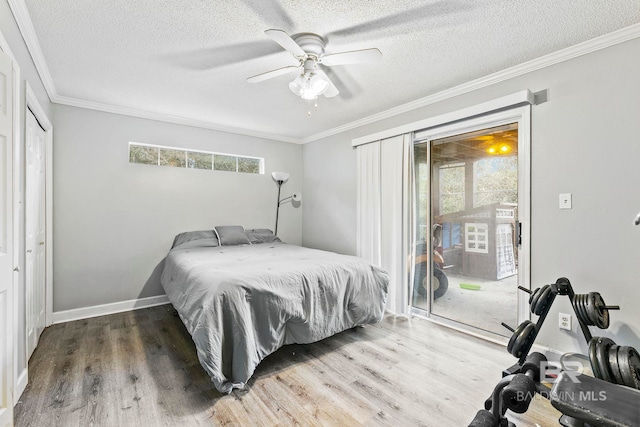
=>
[160,226,389,393]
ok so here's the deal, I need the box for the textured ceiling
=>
[22,0,640,141]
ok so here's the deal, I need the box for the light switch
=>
[559,193,572,209]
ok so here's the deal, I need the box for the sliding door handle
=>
[517,222,522,246]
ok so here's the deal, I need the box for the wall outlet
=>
[559,193,572,209]
[559,313,572,330]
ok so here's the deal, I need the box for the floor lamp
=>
[272,171,301,235]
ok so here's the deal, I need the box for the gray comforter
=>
[160,242,389,393]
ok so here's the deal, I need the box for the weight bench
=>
[550,371,640,427]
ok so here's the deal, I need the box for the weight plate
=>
[596,337,615,383]
[608,345,625,385]
[575,294,588,326]
[587,292,597,326]
[618,346,640,389]
[592,292,610,329]
[571,295,584,325]
[508,321,530,355]
[575,294,584,325]
[582,294,597,326]
[628,347,640,390]
[586,292,596,325]
[586,292,597,326]
[582,294,593,326]
[512,322,536,358]
[534,286,552,315]
[617,346,632,388]
[589,337,602,379]
[529,287,540,306]
[530,288,542,314]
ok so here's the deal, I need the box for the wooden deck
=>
[14,305,561,426]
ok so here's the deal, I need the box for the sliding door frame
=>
[411,105,531,344]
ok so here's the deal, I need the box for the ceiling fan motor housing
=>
[293,33,326,58]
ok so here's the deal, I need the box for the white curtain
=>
[356,141,381,266]
[357,134,414,316]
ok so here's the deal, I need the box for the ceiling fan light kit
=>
[248,29,381,114]
[288,60,329,100]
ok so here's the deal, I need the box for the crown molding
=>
[301,22,640,144]
[7,0,303,144]
[352,90,533,147]
[52,95,303,144]
[7,0,58,101]
[9,0,640,146]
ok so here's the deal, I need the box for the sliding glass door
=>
[412,108,530,337]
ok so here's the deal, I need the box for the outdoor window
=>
[439,163,465,215]
[473,157,517,207]
[128,142,264,174]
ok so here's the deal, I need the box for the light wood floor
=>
[14,305,561,426]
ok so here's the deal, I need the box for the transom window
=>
[128,142,263,174]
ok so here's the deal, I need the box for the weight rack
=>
[501,277,620,377]
[470,277,640,427]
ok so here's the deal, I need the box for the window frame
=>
[128,141,264,174]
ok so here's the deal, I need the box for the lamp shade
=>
[271,171,290,183]
[288,75,306,97]
[289,73,329,100]
[292,193,302,202]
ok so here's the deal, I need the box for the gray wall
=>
[2,0,53,380]
[53,105,302,312]
[302,37,640,355]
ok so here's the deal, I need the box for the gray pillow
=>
[214,225,251,246]
[246,228,282,244]
[171,230,219,249]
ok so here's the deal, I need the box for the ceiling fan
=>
[247,29,382,105]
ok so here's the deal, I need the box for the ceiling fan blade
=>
[321,48,382,66]
[264,29,306,58]
[247,65,300,83]
[326,1,471,39]
[317,69,339,98]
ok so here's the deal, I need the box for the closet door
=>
[0,47,15,427]
[25,109,47,359]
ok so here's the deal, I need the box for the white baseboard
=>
[15,368,27,402]
[384,308,411,319]
[51,294,170,324]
